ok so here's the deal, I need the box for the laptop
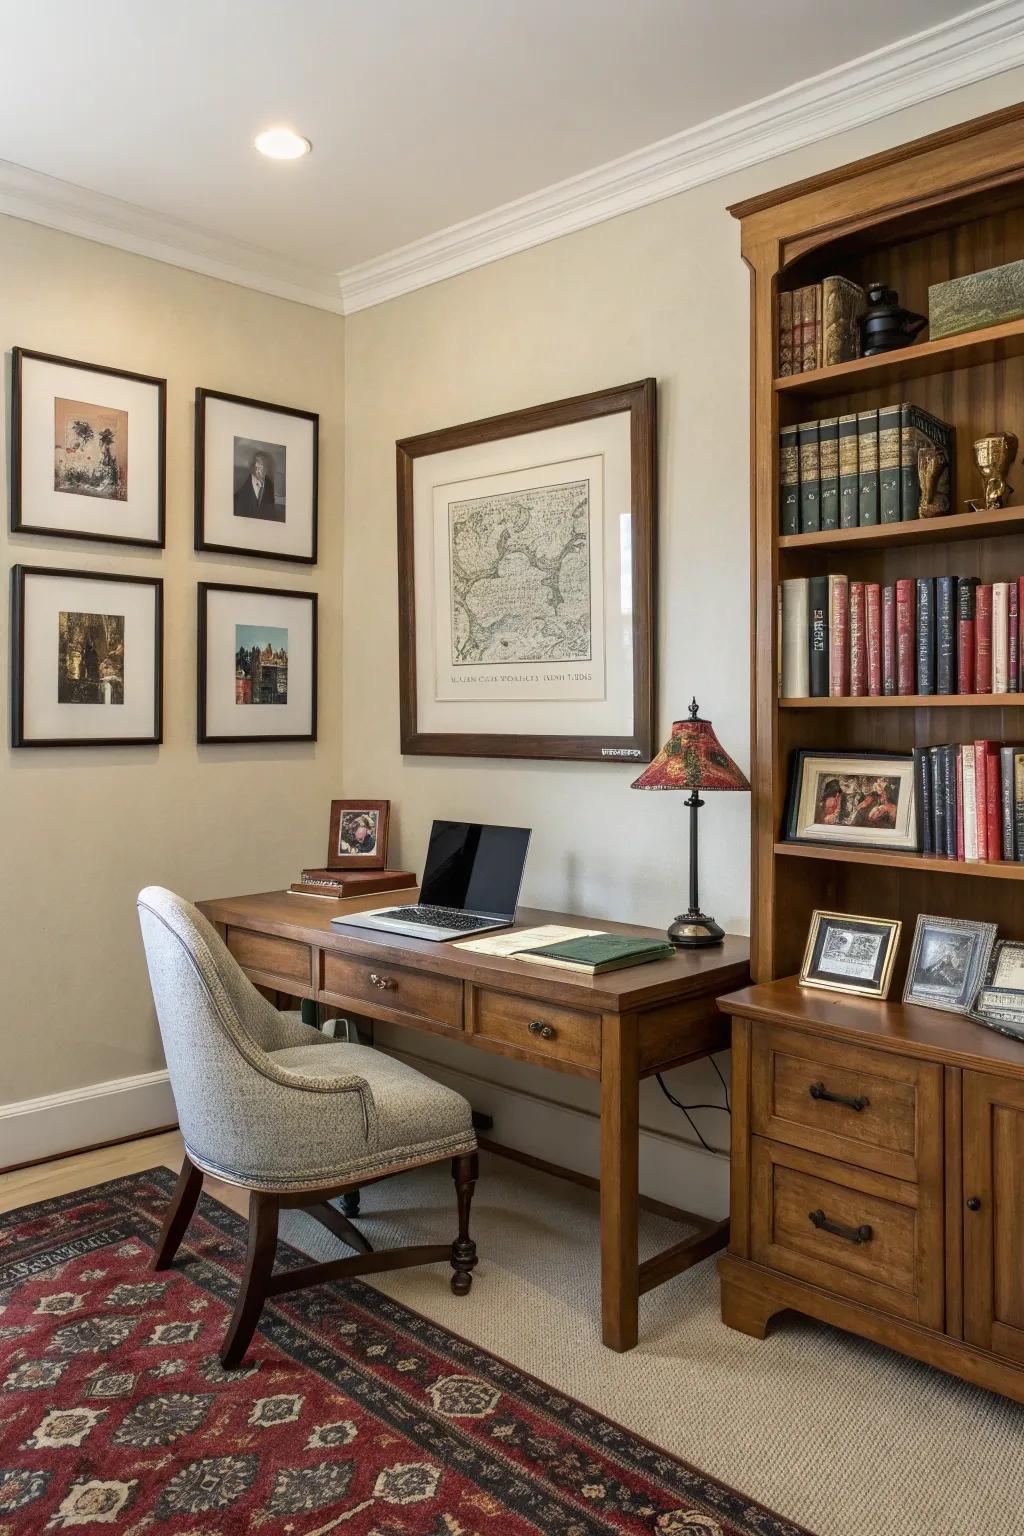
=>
[333,819,532,942]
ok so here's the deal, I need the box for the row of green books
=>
[780,403,954,536]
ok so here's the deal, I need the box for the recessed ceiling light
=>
[254,127,311,161]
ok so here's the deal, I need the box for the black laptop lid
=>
[419,821,531,920]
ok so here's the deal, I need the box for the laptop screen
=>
[419,821,531,920]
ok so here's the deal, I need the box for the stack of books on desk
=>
[518,935,675,974]
[289,868,416,898]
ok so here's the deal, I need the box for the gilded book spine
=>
[821,275,864,366]
[818,417,839,532]
[838,414,859,528]
[777,291,794,376]
[857,409,879,526]
[779,424,799,537]
[878,403,902,523]
[798,421,820,533]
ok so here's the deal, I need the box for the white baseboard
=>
[0,1071,176,1170]
[382,1044,729,1221]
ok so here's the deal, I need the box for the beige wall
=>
[0,217,345,1107]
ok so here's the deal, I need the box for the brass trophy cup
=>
[967,432,1018,512]
[917,443,949,518]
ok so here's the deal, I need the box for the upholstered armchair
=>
[136,886,479,1367]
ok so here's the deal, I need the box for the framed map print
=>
[397,380,656,761]
[195,389,318,563]
[11,564,163,747]
[197,582,317,743]
[11,348,166,547]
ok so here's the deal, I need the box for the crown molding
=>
[0,160,346,314]
[337,0,1024,314]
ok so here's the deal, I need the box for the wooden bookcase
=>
[733,102,1024,985]
[718,106,1024,1406]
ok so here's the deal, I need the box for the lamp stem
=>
[688,789,701,912]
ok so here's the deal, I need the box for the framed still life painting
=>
[11,564,163,747]
[197,581,317,743]
[396,380,656,761]
[11,348,166,547]
[328,799,390,869]
[195,388,318,563]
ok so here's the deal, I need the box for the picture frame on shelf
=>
[328,799,390,870]
[195,388,319,563]
[971,939,1024,1041]
[799,909,902,999]
[396,379,656,762]
[198,581,317,744]
[11,347,166,547]
[784,749,917,851]
[11,564,163,747]
[903,914,997,1016]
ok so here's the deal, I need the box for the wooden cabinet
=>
[721,981,1024,1405]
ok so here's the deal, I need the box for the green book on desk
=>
[518,935,676,975]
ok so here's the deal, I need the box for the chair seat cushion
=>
[266,1041,476,1176]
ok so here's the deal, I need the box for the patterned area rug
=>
[0,1169,813,1534]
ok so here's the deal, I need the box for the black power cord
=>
[655,1052,730,1154]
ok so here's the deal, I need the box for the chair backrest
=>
[136,885,298,1167]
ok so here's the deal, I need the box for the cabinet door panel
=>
[963,1071,1024,1363]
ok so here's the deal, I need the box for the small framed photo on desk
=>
[328,800,390,869]
[799,910,901,999]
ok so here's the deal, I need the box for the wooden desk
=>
[198,889,749,1350]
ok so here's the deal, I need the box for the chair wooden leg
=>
[450,1152,478,1295]
[220,1191,279,1369]
[151,1156,203,1271]
[341,1190,360,1217]
[307,1200,373,1254]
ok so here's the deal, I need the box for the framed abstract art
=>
[11,564,163,747]
[11,348,166,547]
[197,582,317,743]
[396,380,656,762]
[195,388,318,563]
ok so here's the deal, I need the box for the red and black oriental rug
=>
[0,1170,810,1534]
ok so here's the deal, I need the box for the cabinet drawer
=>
[467,986,600,1074]
[321,953,463,1031]
[227,928,311,989]
[750,1138,943,1327]
[751,1022,942,1182]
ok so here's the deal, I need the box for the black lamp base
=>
[667,909,725,948]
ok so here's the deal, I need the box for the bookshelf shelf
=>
[773,841,1024,881]
[779,694,1024,709]
[777,505,1024,553]
[774,316,1024,399]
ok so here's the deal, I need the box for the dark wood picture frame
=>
[327,799,391,869]
[783,748,917,852]
[194,387,319,563]
[197,580,318,744]
[396,379,657,762]
[11,564,163,748]
[10,347,166,548]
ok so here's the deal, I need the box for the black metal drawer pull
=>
[809,1208,873,1244]
[809,1081,869,1112]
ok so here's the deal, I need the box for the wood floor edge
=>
[0,1122,180,1178]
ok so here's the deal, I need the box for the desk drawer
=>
[321,953,462,1031]
[750,1022,941,1183]
[467,986,600,1074]
[750,1138,942,1326]
[227,928,311,990]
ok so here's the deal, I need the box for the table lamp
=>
[631,698,750,947]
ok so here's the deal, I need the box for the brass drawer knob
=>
[369,972,395,991]
[528,1019,556,1041]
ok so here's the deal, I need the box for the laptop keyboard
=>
[387,905,495,931]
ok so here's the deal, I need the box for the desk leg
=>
[600,1012,639,1351]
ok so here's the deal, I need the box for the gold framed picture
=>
[799,910,902,999]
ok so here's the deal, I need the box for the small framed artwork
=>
[11,564,162,747]
[784,750,917,851]
[396,379,656,762]
[195,388,318,563]
[799,910,902,999]
[328,800,391,869]
[198,582,317,743]
[11,347,165,547]
[903,914,997,1016]
[971,939,1024,1041]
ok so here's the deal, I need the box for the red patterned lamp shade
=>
[631,700,749,792]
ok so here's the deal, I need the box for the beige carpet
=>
[277,1149,1024,1536]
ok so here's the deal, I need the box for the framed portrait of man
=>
[195,388,318,563]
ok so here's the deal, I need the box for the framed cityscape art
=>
[195,388,318,562]
[197,582,317,743]
[11,347,166,547]
[11,564,163,747]
[396,380,656,761]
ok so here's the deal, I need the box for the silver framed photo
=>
[903,914,997,1016]
[799,910,902,999]
[971,939,1024,1041]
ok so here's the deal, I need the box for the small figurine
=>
[917,444,949,518]
[966,432,1018,512]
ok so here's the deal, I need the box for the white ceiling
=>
[0,1,1015,310]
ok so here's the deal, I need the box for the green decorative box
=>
[929,258,1024,340]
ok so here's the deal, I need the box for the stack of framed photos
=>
[9,349,319,748]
